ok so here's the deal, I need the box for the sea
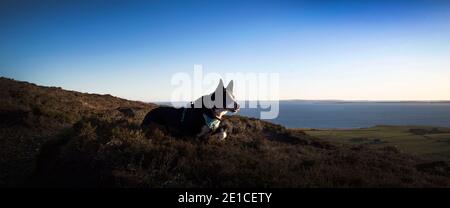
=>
[157,101,450,129]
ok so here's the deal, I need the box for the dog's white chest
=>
[202,114,220,131]
[196,115,221,137]
[210,120,220,130]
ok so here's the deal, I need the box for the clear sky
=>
[1,0,450,101]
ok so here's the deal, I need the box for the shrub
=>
[33,116,450,188]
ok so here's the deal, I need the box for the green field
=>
[304,125,450,160]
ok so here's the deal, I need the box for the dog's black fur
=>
[141,80,239,138]
[141,104,213,137]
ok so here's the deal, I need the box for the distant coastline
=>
[154,100,450,105]
[279,99,450,104]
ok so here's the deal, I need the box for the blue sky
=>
[1,0,450,101]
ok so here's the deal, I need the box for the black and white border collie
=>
[141,79,240,140]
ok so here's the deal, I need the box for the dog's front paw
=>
[211,131,227,141]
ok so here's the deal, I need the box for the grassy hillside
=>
[305,126,450,161]
[0,77,155,186]
[0,77,449,187]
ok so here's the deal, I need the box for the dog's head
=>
[196,79,239,115]
[212,79,240,113]
[192,79,240,117]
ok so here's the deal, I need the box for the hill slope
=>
[0,77,449,187]
[0,77,155,186]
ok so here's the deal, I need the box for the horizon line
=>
[151,99,450,103]
[3,77,450,104]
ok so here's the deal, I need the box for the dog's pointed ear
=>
[226,80,234,93]
[217,79,224,90]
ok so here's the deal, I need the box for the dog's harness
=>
[180,103,221,131]
[202,114,220,131]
